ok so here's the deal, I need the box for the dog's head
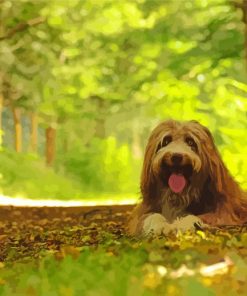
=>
[141,120,229,210]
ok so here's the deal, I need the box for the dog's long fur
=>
[128,120,247,235]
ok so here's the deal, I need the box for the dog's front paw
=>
[143,213,172,236]
[173,215,205,232]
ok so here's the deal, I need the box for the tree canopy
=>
[0,0,246,197]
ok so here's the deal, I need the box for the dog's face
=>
[141,120,227,209]
[152,124,202,193]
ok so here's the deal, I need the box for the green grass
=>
[0,150,138,201]
[1,232,247,296]
[0,150,85,200]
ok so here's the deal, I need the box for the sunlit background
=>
[0,0,246,205]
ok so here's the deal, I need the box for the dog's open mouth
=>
[162,164,193,193]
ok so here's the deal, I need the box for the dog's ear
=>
[204,144,227,194]
[190,120,247,223]
[198,123,231,195]
[140,139,157,202]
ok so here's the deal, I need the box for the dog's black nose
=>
[171,153,183,165]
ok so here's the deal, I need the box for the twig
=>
[0,16,46,41]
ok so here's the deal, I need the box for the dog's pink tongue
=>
[168,174,186,193]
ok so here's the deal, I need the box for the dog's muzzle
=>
[161,153,194,193]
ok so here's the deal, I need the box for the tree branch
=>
[0,16,46,41]
[229,0,247,11]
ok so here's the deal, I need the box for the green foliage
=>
[0,150,84,200]
[1,230,247,295]
[0,148,139,200]
[0,248,148,296]
[60,137,141,194]
[0,0,247,197]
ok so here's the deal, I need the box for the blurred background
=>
[0,0,246,203]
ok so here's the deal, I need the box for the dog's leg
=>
[172,214,204,232]
[143,213,173,236]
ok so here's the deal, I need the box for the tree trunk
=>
[62,123,69,154]
[12,107,22,153]
[30,112,38,153]
[0,94,3,147]
[45,126,56,166]
[132,120,143,159]
[95,116,106,138]
[92,96,106,138]
[63,137,68,154]
[243,0,247,73]
[0,72,3,148]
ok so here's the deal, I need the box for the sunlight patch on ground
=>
[0,194,137,207]
[158,256,233,279]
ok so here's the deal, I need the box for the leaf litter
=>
[0,205,247,295]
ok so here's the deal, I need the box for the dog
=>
[127,120,247,236]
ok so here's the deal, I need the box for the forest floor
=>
[0,205,247,295]
[0,205,133,262]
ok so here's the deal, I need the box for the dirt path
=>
[0,205,134,262]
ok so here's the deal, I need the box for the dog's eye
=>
[156,136,172,152]
[162,136,172,147]
[185,137,197,150]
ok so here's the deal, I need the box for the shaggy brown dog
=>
[128,120,247,236]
